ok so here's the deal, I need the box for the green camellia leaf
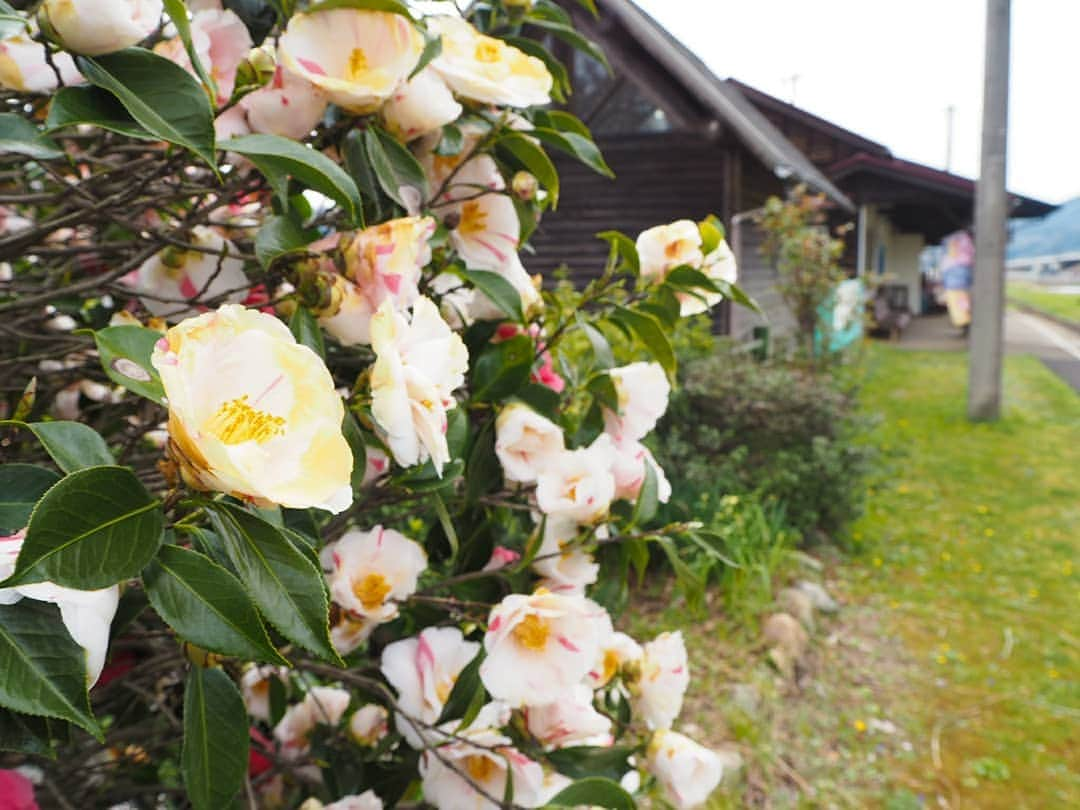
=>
[207,503,342,665]
[0,601,102,740]
[629,458,659,527]
[5,466,163,590]
[288,306,326,360]
[306,0,412,15]
[531,127,613,178]
[182,666,249,810]
[496,131,559,208]
[0,113,64,160]
[91,325,166,404]
[0,420,113,473]
[75,48,217,168]
[716,279,761,313]
[664,265,722,294]
[578,316,614,369]
[409,29,442,80]
[544,776,635,809]
[224,134,363,224]
[462,269,524,322]
[46,86,153,140]
[436,649,485,725]
[340,411,369,492]
[597,230,639,275]
[610,305,676,381]
[699,213,725,253]
[544,746,634,781]
[0,464,60,534]
[254,214,311,270]
[163,0,218,102]
[363,125,429,207]
[0,708,67,758]
[470,334,534,402]
[144,545,288,665]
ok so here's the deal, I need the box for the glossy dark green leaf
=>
[288,306,326,360]
[463,269,523,322]
[6,466,162,590]
[0,601,101,740]
[0,113,64,160]
[717,279,761,313]
[629,458,659,527]
[307,0,411,14]
[0,708,65,758]
[363,125,428,207]
[436,649,485,724]
[91,325,166,404]
[0,464,59,534]
[224,134,362,224]
[144,545,288,665]
[1,420,113,473]
[76,48,217,167]
[610,306,676,381]
[544,746,634,781]
[544,776,635,809]
[597,230,639,274]
[496,131,559,207]
[664,265,722,294]
[341,411,369,492]
[514,383,561,421]
[409,29,442,80]
[464,419,500,503]
[343,129,384,225]
[578,316,613,369]
[163,0,218,101]
[182,666,248,810]
[254,214,310,269]
[207,503,341,664]
[470,334,534,402]
[46,85,152,140]
[532,127,612,178]
[657,537,705,612]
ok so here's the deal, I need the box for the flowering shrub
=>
[0,1,753,807]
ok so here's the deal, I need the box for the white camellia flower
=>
[524,683,612,750]
[279,8,422,113]
[320,526,427,624]
[427,16,552,108]
[0,35,81,92]
[135,226,249,321]
[156,7,252,106]
[632,631,689,730]
[274,686,352,759]
[370,297,468,474]
[443,157,543,318]
[322,216,435,345]
[0,531,119,687]
[420,702,558,810]
[531,515,599,595]
[494,403,565,484]
[382,68,462,142]
[481,589,611,707]
[324,792,383,810]
[586,631,643,689]
[603,362,671,443]
[635,220,703,283]
[329,610,375,657]
[240,664,289,722]
[237,62,328,140]
[678,238,738,316]
[610,437,672,504]
[535,434,617,525]
[646,729,725,809]
[348,704,389,746]
[381,627,481,749]
[41,0,162,56]
[151,305,353,513]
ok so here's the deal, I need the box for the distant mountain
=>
[1007,196,1080,259]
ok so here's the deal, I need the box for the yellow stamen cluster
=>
[206,396,285,445]
[352,572,393,611]
[512,613,550,651]
[473,38,503,64]
[347,47,369,80]
[457,200,489,237]
[465,754,498,781]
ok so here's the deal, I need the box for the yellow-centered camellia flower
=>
[41,0,162,56]
[427,15,552,107]
[279,8,422,113]
[151,305,353,513]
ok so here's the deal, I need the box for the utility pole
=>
[944,104,955,171]
[968,0,1010,421]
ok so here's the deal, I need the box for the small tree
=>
[757,185,849,358]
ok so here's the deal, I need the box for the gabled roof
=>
[597,0,855,211]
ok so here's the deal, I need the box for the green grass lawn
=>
[849,346,1079,808]
[1007,282,1080,326]
[624,344,1078,808]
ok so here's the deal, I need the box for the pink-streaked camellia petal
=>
[279,8,422,113]
[0,35,82,92]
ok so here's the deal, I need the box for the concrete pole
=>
[968,0,1010,421]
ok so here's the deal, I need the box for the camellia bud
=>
[505,0,534,10]
[512,170,538,201]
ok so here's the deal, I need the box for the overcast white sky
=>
[632,0,1078,205]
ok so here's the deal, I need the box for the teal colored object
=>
[815,279,864,354]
